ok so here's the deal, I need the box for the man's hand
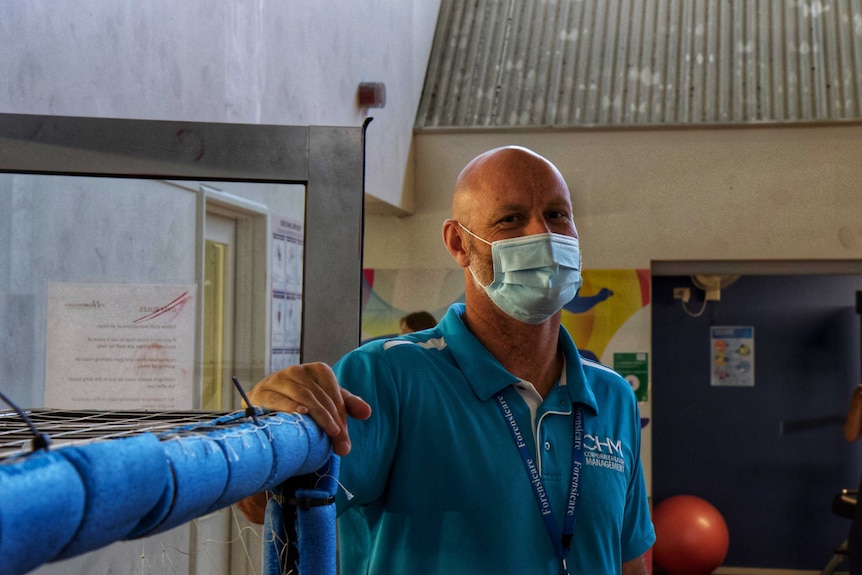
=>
[235,490,269,525]
[237,363,372,525]
[244,362,372,456]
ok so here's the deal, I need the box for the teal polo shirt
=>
[334,304,655,575]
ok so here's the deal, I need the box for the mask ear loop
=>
[454,221,492,246]
[451,221,495,290]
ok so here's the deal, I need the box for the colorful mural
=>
[360,268,465,341]
[361,268,651,365]
[562,269,651,361]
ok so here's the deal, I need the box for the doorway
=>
[194,197,269,575]
[651,261,862,570]
[203,212,237,412]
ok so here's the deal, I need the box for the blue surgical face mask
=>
[457,222,583,324]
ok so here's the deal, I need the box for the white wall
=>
[364,124,862,270]
[0,175,198,408]
[0,0,440,211]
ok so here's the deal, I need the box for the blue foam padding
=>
[0,410,336,574]
[296,456,339,575]
[261,413,332,491]
[125,463,176,539]
[262,491,291,575]
[202,422,274,515]
[139,435,229,536]
[296,460,341,575]
[53,433,169,560]
[262,455,340,575]
[314,455,340,496]
[0,451,86,575]
[296,488,337,575]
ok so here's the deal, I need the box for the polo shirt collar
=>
[440,304,599,415]
[557,323,599,416]
[440,304,519,400]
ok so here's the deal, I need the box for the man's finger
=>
[343,390,372,421]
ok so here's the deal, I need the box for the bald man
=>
[240,146,655,575]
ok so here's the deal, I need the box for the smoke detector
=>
[691,274,740,301]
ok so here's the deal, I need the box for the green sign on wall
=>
[613,352,649,403]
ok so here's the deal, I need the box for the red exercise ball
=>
[652,495,729,575]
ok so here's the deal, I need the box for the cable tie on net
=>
[0,388,52,452]
[287,495,337,510]
[232,376,262,427]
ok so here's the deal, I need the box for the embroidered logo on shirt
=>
[584,434,626,473]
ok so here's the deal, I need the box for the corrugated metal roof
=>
[416,0,862,129]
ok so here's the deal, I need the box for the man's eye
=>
[548,210,570,220]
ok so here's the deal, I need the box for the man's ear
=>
[442,219,471,268]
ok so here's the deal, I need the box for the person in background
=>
[399,310,437,334]
[238,145,655,574]
[844,384,862,575]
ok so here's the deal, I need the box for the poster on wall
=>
[45,283,196,410]
[271,215,303,372]
[614,352,649,403]
[710,325,755,387]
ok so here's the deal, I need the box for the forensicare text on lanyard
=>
[495,387,584,575]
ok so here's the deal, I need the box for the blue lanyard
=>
[495,387,584,575]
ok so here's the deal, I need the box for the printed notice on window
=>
[45,283,196,410]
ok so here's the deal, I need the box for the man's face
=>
[462,170,578,286]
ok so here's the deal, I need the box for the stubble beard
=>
[465,241,494,288]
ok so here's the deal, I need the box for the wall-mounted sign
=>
[614,352,650,402]
[271,216,303,372]
[710,325,755,387]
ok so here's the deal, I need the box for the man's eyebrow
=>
[489,202,527,214]
[484,196,572,217]
[546,199,572,209]
[483,203,528,221]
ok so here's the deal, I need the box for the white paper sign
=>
[271,215,303,373]
[46,283,196,409]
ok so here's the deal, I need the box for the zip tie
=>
[232,376,262,427]
[0,389,52,452]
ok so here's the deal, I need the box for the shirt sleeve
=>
[332,345,400,514]
[620,398,657,561]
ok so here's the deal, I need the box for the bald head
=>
[441,145,579,324]
[451,146,570,225]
